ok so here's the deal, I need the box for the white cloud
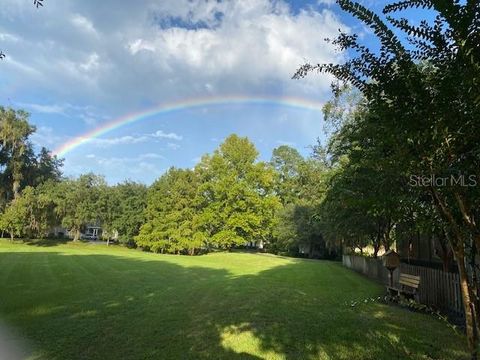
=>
[90,135,149,147]
[0,32,20,42]
[89,130,182,148]
[0,0,348,108]
[79,52,100,72]
[128,39,156,55]
[317,0,336,5]
[153,130,183,141]
[71,14,97,35]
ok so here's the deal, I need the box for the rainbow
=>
[53,95,324,157]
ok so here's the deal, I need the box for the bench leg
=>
[414,292,419,303]
[387,288,400,300]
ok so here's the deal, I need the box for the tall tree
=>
[0,107,35,200]
[32,147,63,186]
[0,108,62,208]
[106,181,147,246]
[196,135,280,250]
[270,145,329,256]
[136,168,201,254]
[54,174,105,241]
[271,145,304,205]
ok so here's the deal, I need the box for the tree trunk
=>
[12,179,20,200]
[430,186,480,359]
[383,241,390,252]
[189,248,195,256]
[10,232,14,242]
[73,229,80,242]
[456,247,479,359]
[373,240,380,258]
[383,223,392,252]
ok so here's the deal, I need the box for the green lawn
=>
[0,241,468,360]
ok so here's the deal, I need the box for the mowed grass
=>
[0,241,468,360]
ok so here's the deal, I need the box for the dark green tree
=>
[54,174,106,241]
[271,145,305,205]
[135,168,201,254]
[0,107,36,201]
[0,108,62,208]
[110,181,147,246]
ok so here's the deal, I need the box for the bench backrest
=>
[399,273,421,289]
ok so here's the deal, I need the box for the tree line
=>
[0,110,330,257]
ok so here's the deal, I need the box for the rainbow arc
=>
[53,95,324,157]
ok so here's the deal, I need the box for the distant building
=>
[50,224,103,240]
[246,240,264,249]
[82,225,102,240]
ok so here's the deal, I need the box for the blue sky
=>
[0,0,399,184]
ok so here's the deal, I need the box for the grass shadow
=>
[21,238,72,247]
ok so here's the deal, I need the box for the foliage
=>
[271,145,304,205]
[0,107,62,207]
[269,146,329,256]
[0,190,29,240]
[107,182,147,246]
[136,168,201,254]
[195,135,280,249]
[273,201,324,257]
[0,107,36,202]
[53,174,106,241]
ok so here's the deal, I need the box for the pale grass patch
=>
[220,323,286,360]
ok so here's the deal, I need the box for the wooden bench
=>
[387,273,421,301]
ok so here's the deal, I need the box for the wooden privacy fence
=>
[343,254,464,316]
